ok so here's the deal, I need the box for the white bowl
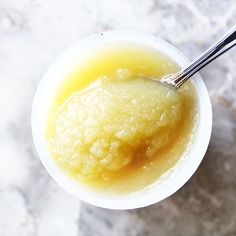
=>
[31,31,212,210]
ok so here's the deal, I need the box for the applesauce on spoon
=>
[45,44,198,194]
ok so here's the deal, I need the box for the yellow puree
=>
[46,44,198,194]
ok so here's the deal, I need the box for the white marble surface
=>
[0,0,236,235]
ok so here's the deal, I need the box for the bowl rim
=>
[31,30,212,210]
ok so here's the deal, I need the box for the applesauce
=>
[45,44,198,194]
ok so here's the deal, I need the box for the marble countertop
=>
[0,0,236,235]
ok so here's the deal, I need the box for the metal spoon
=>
[161,26,236,88]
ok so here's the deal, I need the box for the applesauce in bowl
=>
[32,32,212,209]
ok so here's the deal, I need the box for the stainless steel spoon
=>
[161,26,236,88]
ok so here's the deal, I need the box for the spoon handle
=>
[163,26,236,88]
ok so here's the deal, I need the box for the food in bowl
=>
[45,43,198,194]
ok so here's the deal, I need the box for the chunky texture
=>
[46,44,198,193]
[48,75,183,180]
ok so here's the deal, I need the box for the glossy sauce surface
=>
[45,44,198,194]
